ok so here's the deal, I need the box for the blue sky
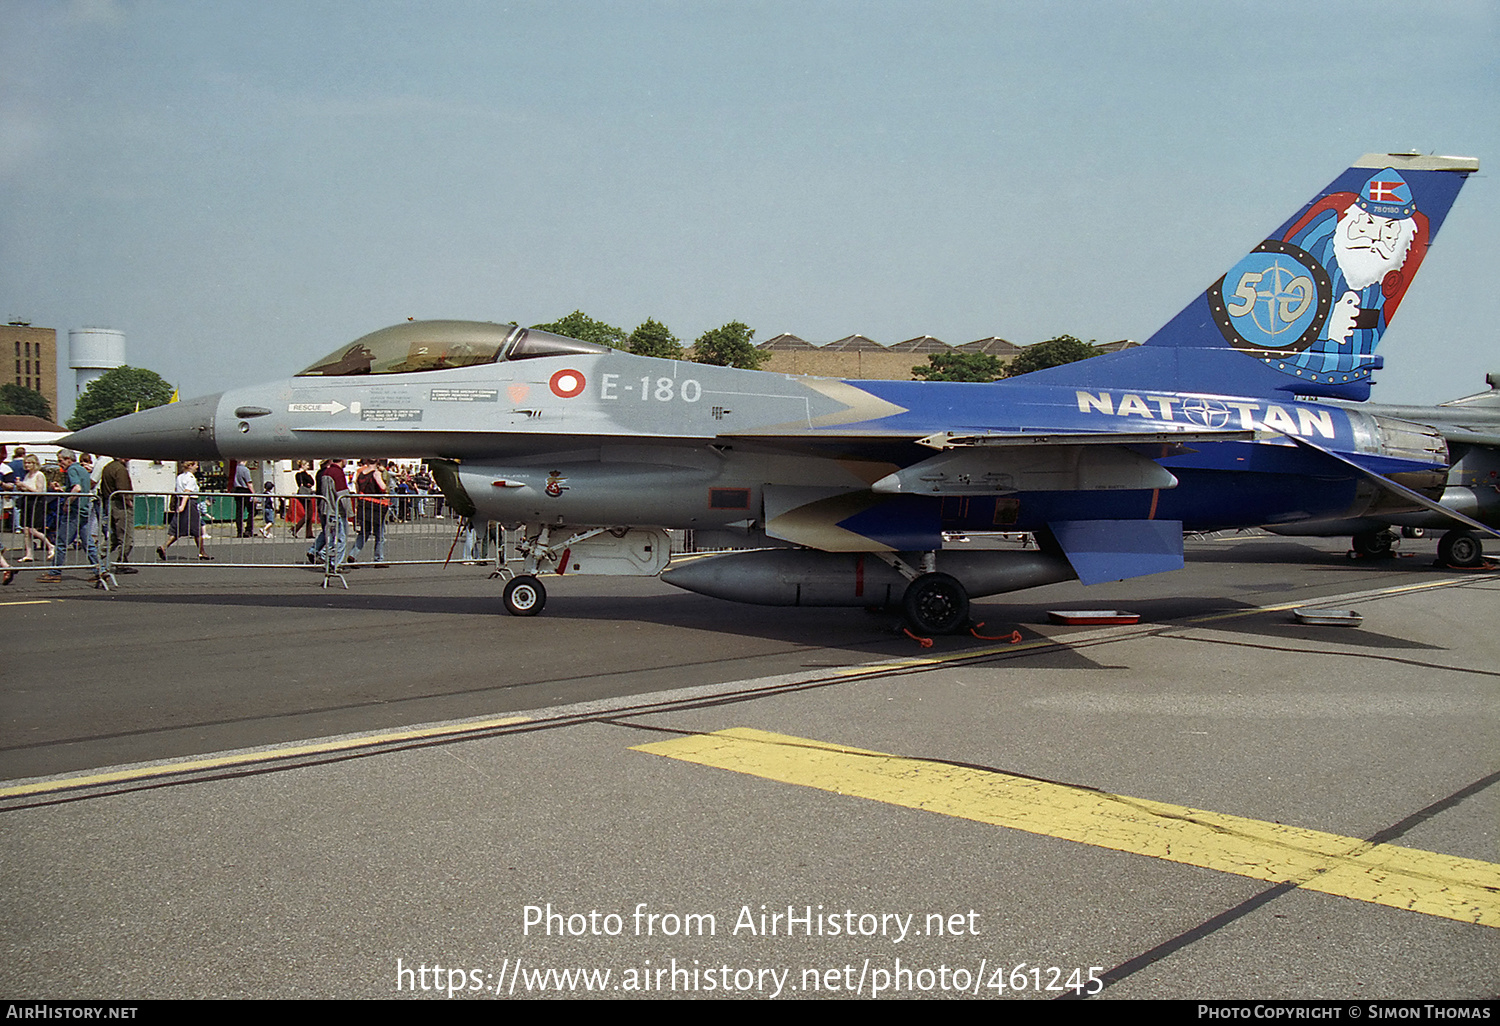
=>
[3,0,1496,419]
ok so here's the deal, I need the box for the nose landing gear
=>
[502,574,546,616]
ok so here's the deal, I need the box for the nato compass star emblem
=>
[1178,397,1232,428]
[1242,258,1312,337]
[1209,239,1332,358]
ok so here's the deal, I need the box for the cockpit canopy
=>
[296,320,608,377]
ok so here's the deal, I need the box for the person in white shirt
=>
[159,460,211,561]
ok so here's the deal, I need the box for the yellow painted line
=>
[634,728,1500,928]
[831,637,1059,678]
[0,599,54,607]
[0,715,532,800]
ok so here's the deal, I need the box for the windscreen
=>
[298,321,527,376]
[298,321,611,377]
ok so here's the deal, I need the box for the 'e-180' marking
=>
[1076,390,1335,439]
[600,373,702,403]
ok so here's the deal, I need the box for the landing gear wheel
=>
[1438,530,1483,568]
[901,572,970,635]
[1351,529,1397,558]
[503,575,547,616]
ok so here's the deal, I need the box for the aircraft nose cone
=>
[61,392,224,461]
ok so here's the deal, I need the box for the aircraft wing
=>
[733,427,1256,580]
[717,426,1255,499]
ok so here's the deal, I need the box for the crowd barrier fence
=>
[3,487,814,590]
[1,489,511,587]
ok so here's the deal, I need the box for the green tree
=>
[911,352,1007,382]
[531,310,627,349]
[1004,335,1101,377]
[691,321,766,369]
[66,366,175,431]
[627,318,683,360]
[0,383,53,420]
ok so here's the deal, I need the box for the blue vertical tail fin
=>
[1142,152,1477,400]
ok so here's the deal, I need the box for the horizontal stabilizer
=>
[1049,520,1185,586]
[1338,450,1453,476]
[1438,430,1500,448]
[1286,436,1500,541]
[1439,387,1500,410]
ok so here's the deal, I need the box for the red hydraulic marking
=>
[557,547,571,575]
[1148,488,1160,520]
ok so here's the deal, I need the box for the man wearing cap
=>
[1280,167,1426,381]
[38,449,94,583]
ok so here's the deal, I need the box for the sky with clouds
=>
[3,0,1496,419]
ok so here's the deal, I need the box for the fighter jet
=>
[65,153,1498,634]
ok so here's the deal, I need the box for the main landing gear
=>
[1437,529,1485,568]
[1350,527,1489,568]
[901,572,970,635]
[875,553,974,636]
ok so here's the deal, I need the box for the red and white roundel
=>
[549,368,586,398]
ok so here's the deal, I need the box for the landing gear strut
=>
[1351,528,1398,558]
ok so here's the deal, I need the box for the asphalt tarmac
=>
[1,533,1496,1000]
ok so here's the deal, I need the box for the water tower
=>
[69,327,126,415]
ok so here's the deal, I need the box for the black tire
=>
[503,575,547,616]
[1438,530,1483,568]
[1400,527,1425,539]
[902,572,970,635]
[1351,529,1396,558]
